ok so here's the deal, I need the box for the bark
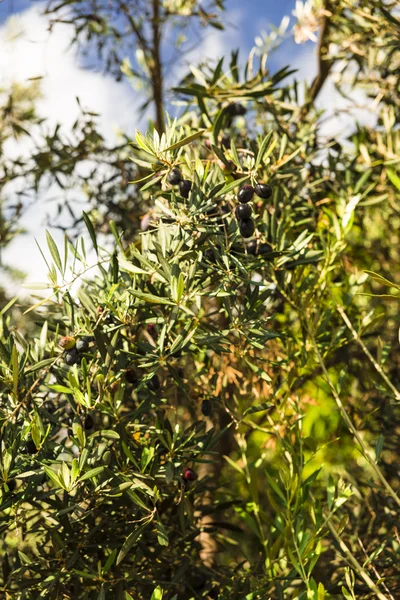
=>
[151,0,165,134]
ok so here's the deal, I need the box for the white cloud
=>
[0,4,139,296]
[0,4,247,298]
[282,43,377,139]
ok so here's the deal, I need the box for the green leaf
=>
[43,466,63,489]
[156,519,169,547]
[364,270,400,290]
[162,129,206,153]
[48,384,74,394]
[78,466,105,482]
[119,258,149,275]
[0,296,18,316]
[255,131,273,169]
[90,430,120,440]
[116,522,149,565]
[24,357,56,374]
[82,212,98,254]
[135,130,155,155]
[129,290,176,306]
[212,108,226,145]
[243,402,274,416]
[46,230,63,275]
[102,549,117,575]
[214,176,249,198]
[375,434,384,462]
[151,586,164,600]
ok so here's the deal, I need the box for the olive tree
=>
[1,1,400,599]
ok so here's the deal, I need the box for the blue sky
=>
[0,0,316,292]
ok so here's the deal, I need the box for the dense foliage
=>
[1,1,400,599]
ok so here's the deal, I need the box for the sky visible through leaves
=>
[0,0,311,292]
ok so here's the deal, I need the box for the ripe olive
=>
[237,185,254,204]
[179,179,192,198]
[84,415,94,430]
[183,467,197,481]
[254,183,273,199]
[167,168,182,185]
[235,204,252,220]
[201,399,212,416]
[239,218,255,238]
[65,348,80,366]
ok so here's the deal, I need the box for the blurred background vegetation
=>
[0,1,399,598]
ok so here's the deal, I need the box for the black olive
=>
[226,103,246,116]
[201,399,212,416]
[125,369,138,384]
[84,415,94,430]
[239,218,255,238]
[65,348,79,366]
[76,339,89,353]
[221,135,231,149]
[258,242,272,255]
[237,185,254,203]
[254,183,273,199]
[25,438,38,454]
[167,168,182,185]
[179,179,192,198]
[247,240,257,255]
[7,479,16,492]
[235,204,252,220]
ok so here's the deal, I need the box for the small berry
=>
[59,336,76,350]
[109,381,120,394]
[84,415,94,430]
[76,338,89,353]
[7,480,16,492]
[183,467,197,481]
[96,305,105,316]
[65,348,79,366]
[237,185,254,204]
[247,240,257,255]
[201,399,212,416]
[179,179,192,198]
[25,438,38,454]
[226,103,246,116]
[258,242,272,255]
[235,204,252,220]
[147,323,157,337]
[125,368,138,384]
[147,374,160,391]
[221,135,231,149]
[167,168,182,186]
[239,218,255,238]
[254,183,273,199]
[204,249,217,263]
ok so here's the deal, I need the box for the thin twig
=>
[327,520,390,600]
[337,305,400,402]
[357,537,395,600]
[308,326,400,509]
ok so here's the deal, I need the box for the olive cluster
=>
[235,182,273,242]
[59,335,94,366]
[167,168,192,198]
